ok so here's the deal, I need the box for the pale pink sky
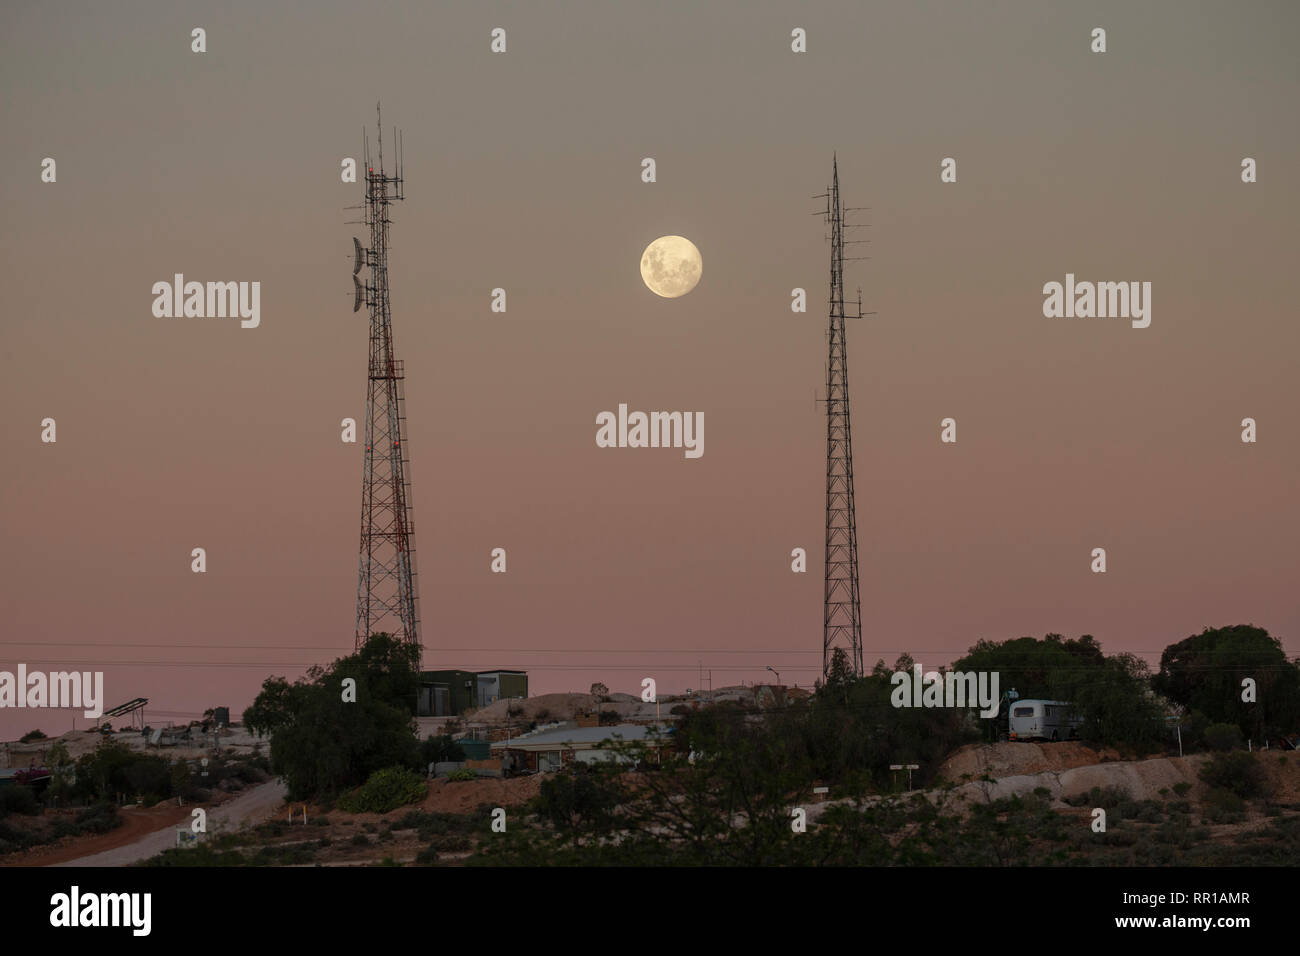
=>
[1,1,1297,737]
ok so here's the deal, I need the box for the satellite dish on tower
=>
[353,237,364,275]
[353,275,364,312]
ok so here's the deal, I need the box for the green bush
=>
[446,769,476,782]
[337,766,427,814]
[19,729,47,743]
[1199,751,1268,799]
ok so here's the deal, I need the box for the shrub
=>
[1064,785,1130,809]
[1172,782,1192,797]
[1199,751,1268,799]
[0,819,38,854]
[0,786,40,817]
[428,834,472,852]
[415,845,439,865]
[19,729,47,743]
[140,844,249,867]
[1203,787,1246,824]
[1203,723,1243,752]
[72,803,120,835]
[350,833,370,846]
[393,810,427,830]
[337,766,427,814]
[446,769,476,782]
[256,820,287,838]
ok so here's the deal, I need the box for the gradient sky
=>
[2,1,1297,738]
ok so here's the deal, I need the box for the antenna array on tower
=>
[350,104,421,664]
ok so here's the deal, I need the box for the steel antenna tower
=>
[813,156,870,679]
[349,104,421,662]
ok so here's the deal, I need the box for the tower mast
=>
[351,104,421,663]
[818,156,865,678]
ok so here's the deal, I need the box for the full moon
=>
[640,235,702,298]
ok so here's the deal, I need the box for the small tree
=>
[1203,723,1243,752]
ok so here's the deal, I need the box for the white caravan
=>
[1008,699,1081,741]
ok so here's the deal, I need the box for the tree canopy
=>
[242,633,422,799]
[1152,624,1300,741]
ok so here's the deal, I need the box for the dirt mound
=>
[471,693,596,722]
[422,775,543,814]
[937,742,1123,781]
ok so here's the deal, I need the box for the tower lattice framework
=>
[818,156,865,679]
[351,106,420,662]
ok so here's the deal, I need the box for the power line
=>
[0,642,1230,656]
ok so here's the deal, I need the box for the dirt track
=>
[2,802,194,868]
[43,780,287,867]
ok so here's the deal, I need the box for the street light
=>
[766,666,781,685]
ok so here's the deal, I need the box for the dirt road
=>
[49,780,287,867]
